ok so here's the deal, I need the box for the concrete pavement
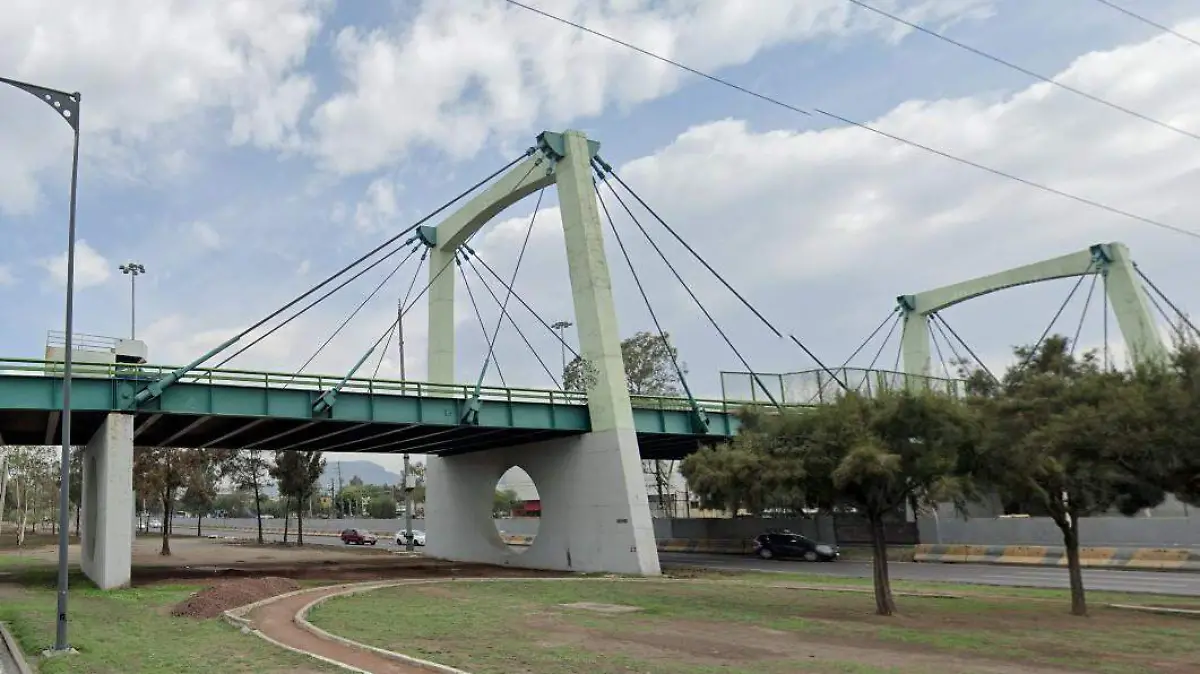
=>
[659,552,1200,596]
[217,528,1200,596]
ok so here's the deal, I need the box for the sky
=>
[3,0,1200,476]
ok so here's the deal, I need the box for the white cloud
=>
[0,265,14,286]
[309,0,994,174]
[0,0,330,213]
[353,177,401,232]
[189,221,222,250]
[456,19,1200,392]
[39,240,111,289]
[297,260,312,276]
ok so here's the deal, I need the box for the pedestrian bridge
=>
[0,358,753,461]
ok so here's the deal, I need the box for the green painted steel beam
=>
[0,369,745,438]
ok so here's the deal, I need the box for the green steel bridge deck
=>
[0,359,762,460]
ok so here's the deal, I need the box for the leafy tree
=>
[1100,341,1200,509]
[563,330,685,395]
[135,447,206,555]
[349,475,364,487]
[680,429,799,516]
[493,488,522,517]
[746,390,980,616]
[271,450,326,546]
[181,453,222,537]
[223,450,273,544]
[964,335,1142,616]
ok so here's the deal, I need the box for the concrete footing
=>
[425,429,661,575]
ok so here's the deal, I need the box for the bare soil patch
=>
[172,576,302,619]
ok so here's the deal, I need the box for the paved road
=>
[659,552,1200,596]
[209,528,1200,597]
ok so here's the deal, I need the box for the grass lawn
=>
[0,579,340,674]
[307,576,1200,674]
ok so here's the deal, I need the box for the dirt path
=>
[244,586,432,674]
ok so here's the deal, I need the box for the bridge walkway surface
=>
[0,358,763,459]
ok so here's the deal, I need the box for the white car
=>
[395,529,426,546]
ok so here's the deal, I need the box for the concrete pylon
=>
[423,131,660,575]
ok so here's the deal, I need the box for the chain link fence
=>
[719,368,966,405]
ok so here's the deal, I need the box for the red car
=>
[340,528,378,545]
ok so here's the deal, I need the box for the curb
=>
[0,622,35,674]
[294,580,472,673]
[914,544,1200,572]
[223,581,402,674]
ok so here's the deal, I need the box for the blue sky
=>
[4,0,1200,472]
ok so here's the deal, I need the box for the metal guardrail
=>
[0,357,789,414]
[45,330,120,353]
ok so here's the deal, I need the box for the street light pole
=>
[2,74,82,653]
[119,262,145,339]
[551,320,573,376]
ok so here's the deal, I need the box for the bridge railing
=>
[0,358,776,414]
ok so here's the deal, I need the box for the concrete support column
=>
[424,432,660,574]
[552,129,659,574]
[899,310,931,385]
[80,413,134,589]
[1102,243,1168,364]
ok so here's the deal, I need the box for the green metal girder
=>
[0,373,739,437]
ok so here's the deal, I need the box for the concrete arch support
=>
[80,413,134,589]
[424,429,659,574]
[423,130,660,576]
[897,241,1167,382]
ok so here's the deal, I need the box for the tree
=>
[729,390,981,616]
[964,335,1142,616]
[1100,341,1200,509]
[3,446,57,546]
[349,475,364,487]
[271,451,325,546]
[224,450,272,544]
[181,453,222,537]
[135,447,204,555]
[563,330,685,395]
[680,431,799,516]
[493,489,522,517]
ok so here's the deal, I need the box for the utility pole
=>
[552,320,573,376]
[119,262,146,339]
[403,453,415,552]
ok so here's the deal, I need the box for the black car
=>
[752,532,839,562]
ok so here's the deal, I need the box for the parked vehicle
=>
[752,531,838,562]
[340,528,378,545]
[395,529,426,546]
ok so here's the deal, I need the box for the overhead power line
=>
[843,0,1200,142]
[502,0,1200,242]
[1088,0,1200,50]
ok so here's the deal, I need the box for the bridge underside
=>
[0,409,711,461]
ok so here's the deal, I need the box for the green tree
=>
[748,390,980,616]
[181,453,222,537]
[271,451,326,546]
[965,335,1143,616]
[680,428,799,516]
[1100,341,1200,509]
[493,488,522,517]
[563,330,685,395]
[223,450,273,544]
[135,447,205,555]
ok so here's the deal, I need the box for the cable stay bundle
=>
[588,155,850,419]
[132,150,537,407]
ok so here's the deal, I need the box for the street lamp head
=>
[120,262,145,276]
[552,320,573,330]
